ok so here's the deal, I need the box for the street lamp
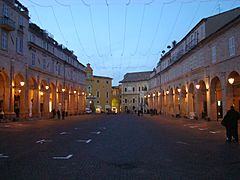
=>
[45,85,49,90]
[177,88,181,93]
[20,81,25,87]
[195,84,200,90]
[228,77,235,106]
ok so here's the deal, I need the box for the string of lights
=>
[121,0,131,57]
[105,0,112,56]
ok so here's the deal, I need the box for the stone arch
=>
[174,86,181,115]
[196,80,208,118]
[0,70,10,112]
[49,82,56,114]
[188,83,195,114]
[168,88,174,115]
[28,77,38,118]
[227,71,240,111]
[210,76,222,121]
[13,73,25,118]
[39,79,49,117]
[180,85,187,116]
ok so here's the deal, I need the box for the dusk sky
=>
[21,0,240,85]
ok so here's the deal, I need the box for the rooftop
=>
[119,71,152,83]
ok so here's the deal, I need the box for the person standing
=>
[222,106,240,143]
[57,109,60,120]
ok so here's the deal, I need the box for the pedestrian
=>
[52,109,56,119]
[222,106,240,143]
[62,109,65,120]
[57,109,60,120]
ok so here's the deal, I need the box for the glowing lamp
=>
[20,81,25,86]
[228,78,234,85]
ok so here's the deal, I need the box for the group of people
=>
[222,106,240,143]
[52,109,66,120]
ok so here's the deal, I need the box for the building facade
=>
[120,71,151,113]
[148,8,240,121]
[112,85,121,113]
[0,0,86,119]
[85,63,112,112]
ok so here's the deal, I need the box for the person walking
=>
[62,109,65,120]
[222,106,240,143]
[57,109,60,120]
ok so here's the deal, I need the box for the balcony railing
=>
[0,17,16,31]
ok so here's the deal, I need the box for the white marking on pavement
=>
[199,128,208,131]
[184,124,195,127]
[189,125,199,128]
[60,132,70,135]
[0,154,9,158]
[176,141,189,145]
[4,125,10,128]
[53,154,73,160]
[91,131,101,134]
[76,139,92,144]
[209,131,221,134]
[36,139,52,144]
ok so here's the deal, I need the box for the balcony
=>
[0,17,16,31]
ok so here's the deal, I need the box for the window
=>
[133,87,135,92]
[31,53,36,66]
[1,30,8,50]
[97,101,100,104]
[58,64,61,75]
[30,34,36,43]
[97,91,100,98]
[106,100,109,104]
[106,81,108,84]
[211,46,216,64]
[125,99,127,103]
[42,41,47,50]
[43,59,46,69]
[16,36,23,54]
[18,16,23,26]
[133,98,135,103]
[3,4,9,17]
[139,87,141,91]
[97,80,99,83]
[229,36,235,57]
[125,88,127,92]
[106,92,109,98]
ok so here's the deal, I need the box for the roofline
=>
[160,7,240,61]
[93,75,112,80]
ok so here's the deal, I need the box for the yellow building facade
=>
[85,64,112,112]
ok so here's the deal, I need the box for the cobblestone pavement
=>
[0,114,239,180]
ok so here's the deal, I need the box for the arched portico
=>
[210,76,223,121]
[13,73,25,118]
[28,77,38,118]
[0,70,10,113]
[196,80,208,119]
[227,71,240,112]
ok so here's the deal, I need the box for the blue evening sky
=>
[21,0,240,85]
